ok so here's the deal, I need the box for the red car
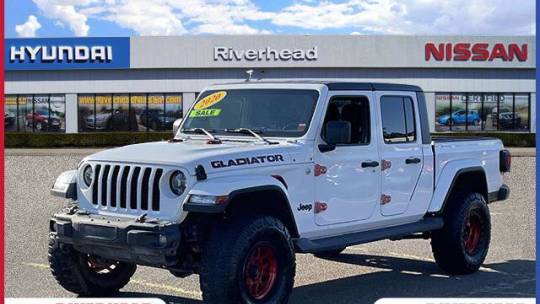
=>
[26,110,61,131]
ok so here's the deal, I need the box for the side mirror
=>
[319,121,351,152]
[172,118,183,135]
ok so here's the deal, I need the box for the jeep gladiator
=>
[49,81,510,303]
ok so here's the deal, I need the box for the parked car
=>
[26,110,61,131]
[4,111,15,127]
[50,82,510,303]
[83,109,137,131]
[498,112,522,129]
[437,110,481,126]
[139,109,178,130]
[492,107,521,128]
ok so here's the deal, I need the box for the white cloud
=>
[15,15,42,37]
[26,0,535,36]
[33,0,90,36]
[104,0,187,35]
[166,0,272,34]
[268,0,535,35]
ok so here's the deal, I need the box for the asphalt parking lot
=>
[5,149,536,303]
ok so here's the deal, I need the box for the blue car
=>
[437,110,481,126]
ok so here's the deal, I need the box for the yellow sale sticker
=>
[194,91,227,110]
[189,108,222,118]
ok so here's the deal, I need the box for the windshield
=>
[181,89,319,138]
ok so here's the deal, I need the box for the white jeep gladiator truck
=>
[49,81,510,303]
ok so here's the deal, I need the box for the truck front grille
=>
[91,164,164,212]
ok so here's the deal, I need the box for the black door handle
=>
[361,161,379,168]
[405,157,421,164]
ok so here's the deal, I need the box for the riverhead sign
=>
[214,46,318,61]
[5,37,130,70]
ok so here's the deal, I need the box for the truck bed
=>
[432,136,504,195]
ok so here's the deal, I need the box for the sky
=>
[5,0,536,38]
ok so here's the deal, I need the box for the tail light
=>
[499,149,511,172]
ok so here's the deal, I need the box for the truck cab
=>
[49,81,510,304]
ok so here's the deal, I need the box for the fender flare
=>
[428,159,487,214]
[187,174,288,198]
[185,175,299,237]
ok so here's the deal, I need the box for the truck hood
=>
[84,139,306,175]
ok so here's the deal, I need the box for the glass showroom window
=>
[4,94,66,133]
[434,92,531,132]
[78,93,183,132]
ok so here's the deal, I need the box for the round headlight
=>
[170,171,186,196]
[83,165,93,186]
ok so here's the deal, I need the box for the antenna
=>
[245,69,254,82]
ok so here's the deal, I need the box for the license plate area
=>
[79,224,118,241]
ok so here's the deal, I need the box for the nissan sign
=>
[425,42,528,62]
[5,37,130,70]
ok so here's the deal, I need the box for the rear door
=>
[376,92,423,216]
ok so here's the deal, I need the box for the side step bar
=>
[295,217,444,253]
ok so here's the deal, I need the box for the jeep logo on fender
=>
[425,42,528,62]
[211,154,285,169]
[297,203,313,212]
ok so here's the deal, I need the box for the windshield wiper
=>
[182,128,222,144]
[224,128,277,145]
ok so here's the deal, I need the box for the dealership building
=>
[4,35,535,134]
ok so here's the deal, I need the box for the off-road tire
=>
[200,216,296,304]
[48,236,136,296]
[431,192,491,274]
[313,247,346,258]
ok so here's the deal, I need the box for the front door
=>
[314,93,381,226]
[377,93,423,216]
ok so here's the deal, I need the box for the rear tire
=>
[431,192,491,274]
[314,247,346,258]
[48,237,136,296]
[200,216,296,304]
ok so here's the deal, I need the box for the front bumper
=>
[50,212,181,267]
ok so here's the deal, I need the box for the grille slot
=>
[100,165,111,206]
[152,169,163,211]
[130,167,141,210]
[110,166,120,207]
[90,163,165,213]
[120,166,130,208]
[141,168,152,210]
[92,165,101,205]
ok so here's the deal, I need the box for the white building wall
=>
[65,94,78,133]
[6,68,535,94]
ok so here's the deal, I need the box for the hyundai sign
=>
[5,37,130,71]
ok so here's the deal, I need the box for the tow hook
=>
[136,213,148,223]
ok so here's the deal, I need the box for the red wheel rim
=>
[244,243,278,300]
[463,214,481,254]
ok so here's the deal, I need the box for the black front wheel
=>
[200,216,296,304]
[431,192,491,274]
[48,237,136,296]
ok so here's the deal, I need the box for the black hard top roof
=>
[217,80,423,92]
